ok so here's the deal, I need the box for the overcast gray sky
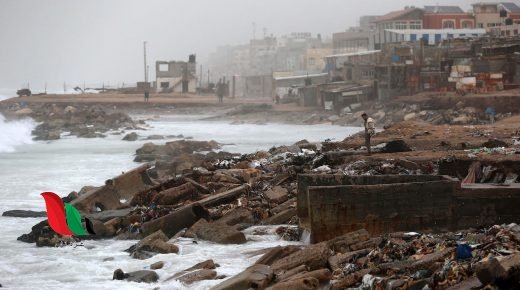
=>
[0,0,476,92]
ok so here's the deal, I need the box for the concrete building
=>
[383,28,486,45]
[155,55,197,93]
[473,2,520,30]
[423,5,475,29]
[333,30,373,54]
[249,36,277,75]
[304,47,333,73]
[373,7,425,49]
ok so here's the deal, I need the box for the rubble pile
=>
[8,103,143,140]
[12,134,520,288]
[332,101,509,128]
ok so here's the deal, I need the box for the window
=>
[514,29,519,35]
[160,82,169,88]
[395,21,408,30]
[443,20,455,29]
[478,23,484,28]
[309,58,315,65]
[410,21,422,29]
[159,64,168,71]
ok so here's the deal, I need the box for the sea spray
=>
[0,113,35,152]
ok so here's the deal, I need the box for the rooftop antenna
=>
[252,22,256,40]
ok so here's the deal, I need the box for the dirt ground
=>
[334,115,520,164]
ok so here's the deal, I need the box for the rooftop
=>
[424,5,464,14]
[374,8,423,23]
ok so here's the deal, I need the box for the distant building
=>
[155,55,197,93]
[373,7,425,49]
[249,36,277,75]
[333,30,373,54]
[423,5,475,29]
[360,16,378,31]
[473,2,520,30]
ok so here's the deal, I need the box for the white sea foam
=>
[0,114,35,153]
[0,116,361,289]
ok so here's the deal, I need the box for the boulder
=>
[255,246,302,266]
[15,108,33,115]
[150,261,164,270]
[212,264,274,290]
[185,219,246,244]
[271,242,330,272]
[146,135,165,140]
[264,186,288,204]
[113,269,158,283]
[122,132,138,141]
[475,252,520,286]
[64,106,77,114]
[175,269,217,285]
[126,230,179,259]
[140,203,209,238]
[403,112,416,121]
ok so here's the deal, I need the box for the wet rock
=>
[146,135,164,140]
[122,132,138,141]
[87,208,133,222]
[185,219,246,244]
[175,269,217,284]
[255,246,302,266]
[126,230,179,259]
[271,242,330,272]
[2,210,47,218]
[113,269,158,283]
[150,261,164,270]
[212,264,274,290]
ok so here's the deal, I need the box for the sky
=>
[0,0,477,92]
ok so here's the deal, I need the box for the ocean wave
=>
[0,113,35,153]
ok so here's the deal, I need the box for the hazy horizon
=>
[0,0,476,93]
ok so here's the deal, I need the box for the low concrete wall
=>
[455,184,520,229]
[297,174,448,225]
[306,180,457,243]
[299,174,520,243]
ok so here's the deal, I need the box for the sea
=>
[0,103,361,289]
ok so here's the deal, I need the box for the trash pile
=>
[332,100,508,128]
[204,224,520,290]
[462,161,520,185]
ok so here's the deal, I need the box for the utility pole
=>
[199,64,202,88]
[143,41,148,83]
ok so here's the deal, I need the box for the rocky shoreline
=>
[11,130,520,289]
[2,94,520,289]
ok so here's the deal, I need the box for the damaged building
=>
[155,55,197,94]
